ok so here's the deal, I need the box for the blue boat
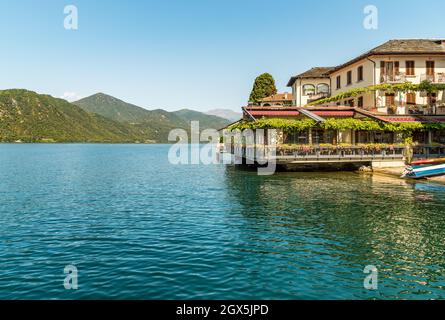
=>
[403,159,445,179]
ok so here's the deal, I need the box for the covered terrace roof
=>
[242,106,445,124]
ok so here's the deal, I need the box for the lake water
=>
[0,144,445,300]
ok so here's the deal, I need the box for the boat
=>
[402,158,445,179]
[411,158,445,166]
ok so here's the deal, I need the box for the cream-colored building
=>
[288,39,445,115]
[287,67,333,107]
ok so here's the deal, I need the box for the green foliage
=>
[173,109,230,130]
[75,93,157,123]
[74,93,230,142]
[423,122,445,130]
[0,89,155,143]
[310,80,445,105]
[319,118,381,131]
[229,118,316,131]
[229,117,445,134]
[248,73,278,104]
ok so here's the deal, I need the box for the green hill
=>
[0,90,231,143]
[0,89,152,143]
[74,93,160,123]
[173,109,230,130]
[74,93,231,141]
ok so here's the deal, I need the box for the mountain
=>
[74,93,231,141]
[0,89,152,143]
[0,90,231,143]
[206,109,242,122]
[173,109,230,130]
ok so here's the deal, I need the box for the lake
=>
[0,144,444,299]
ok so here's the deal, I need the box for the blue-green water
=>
[1,144,445,300]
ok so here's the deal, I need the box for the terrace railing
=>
[307,92,330,103]
[420,73,445,83]
[223,143,445,162]
[407,105,438,115]
[380,73,406,84]
[274,145,406,161]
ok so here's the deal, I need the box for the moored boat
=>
[402,158,445,179]
[411,158,445,166]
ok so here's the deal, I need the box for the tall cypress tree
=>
[248,73,278,104]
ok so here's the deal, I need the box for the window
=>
[302,84,315,96]
[317,83,329,94]
[357,66,364,82]
[358,96,364,108]
[284,131,309,144]
[428,92,437,105]
[405,61,415,76]
[373,132,395,144]
[347,71,352,85]
[380,61,400,82]
[336,76,341,89]
[432,130,445,144]
[406,92,416,105]
[312,129,335,145]
[426,61,435,75]
[385,93,395,106]
[347,99,354,107]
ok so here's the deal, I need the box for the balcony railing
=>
[380,73,406,84]
[307,92,330,103]
[407,105,438,115]
[420,73,445,83]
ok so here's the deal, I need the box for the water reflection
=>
[223,167,445,299]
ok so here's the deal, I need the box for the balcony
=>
[307,92,330,103]
[407,105,437,115]
[377,104,445,116]
[380,73,406,84]
[420,73,445,83]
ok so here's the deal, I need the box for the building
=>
[258,92,293,106]
[288,39,445,115]
[287,67,333,107]
[224,40,445,170]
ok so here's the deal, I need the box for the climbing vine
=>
[228,118,445,133]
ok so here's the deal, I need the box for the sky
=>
[0,0,444,112]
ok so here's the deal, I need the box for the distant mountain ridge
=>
[73,93,231,142]
[173,109,231,130]
[206,109,242,122]
[0,90,231,143]
[74,93,154,123]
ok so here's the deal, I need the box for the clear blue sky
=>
[0,0,444,112]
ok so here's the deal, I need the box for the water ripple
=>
[0,144,445,299]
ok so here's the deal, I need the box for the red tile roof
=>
[312,111,355,117]
[249,110,300,116]
[375,115,445,123]
[243,106,445,123]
